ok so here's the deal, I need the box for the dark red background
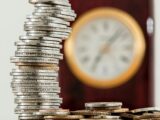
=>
[59,0,154,110]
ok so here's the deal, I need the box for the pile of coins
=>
[10,0,76,119]
[35,104,160,120]
[121,107,160,119]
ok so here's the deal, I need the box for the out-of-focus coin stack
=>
[34,109,84,120]
[121,107,160,120]
[71,102,129,120]
[10,0,76,119]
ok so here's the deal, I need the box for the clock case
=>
[59,0,154,110]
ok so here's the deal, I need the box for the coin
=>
[44,115,84,120]
[71,110,110,116]
[29,0,71,7]
[85,102,122,110]
[11,57,59,64]
[130,107,160,114]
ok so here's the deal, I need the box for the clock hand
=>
[107,29,122,46]
[100,29,122,54]
[91,54,102,71]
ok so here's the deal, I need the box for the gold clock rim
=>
[64,7,146,89]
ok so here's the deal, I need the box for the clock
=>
[64,8,145,88]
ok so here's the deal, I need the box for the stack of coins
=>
[121,107,160,119]
[10,0,76,119]
[71,102,129,120]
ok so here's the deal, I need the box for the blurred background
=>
[0,0,159,119]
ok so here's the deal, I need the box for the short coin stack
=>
[10,0,76,119]
[34,109,84,120]
[121,107,160,119]
[71,102,129,120]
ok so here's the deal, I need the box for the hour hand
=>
[91,54,102,71]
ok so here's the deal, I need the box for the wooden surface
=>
[59,0,154,110]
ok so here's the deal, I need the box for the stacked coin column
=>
[10,0,76,119]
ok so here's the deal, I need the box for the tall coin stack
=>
[10,0,76,119]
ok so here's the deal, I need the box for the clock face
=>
[75,18,134,80]
[65,8,145,88]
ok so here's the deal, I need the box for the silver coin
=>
[54,10,76,17]
[12,76,57,80]
[16,105,60,110]
[17,66,59,71]
[24,22,67,29]
[12,87,61,93]
[15,95,60,99]
[26,32,48,36]
[130,107,160,113]
[55,13,76,21]
[25,30,48,34]
[40,102,60,106]
[16,47,61,53]
[34,8,58,13]
[15,41,62,48]
[11,57,59,64]
[11,83,59,88]
[12,82,59,86]
[15,109,38,114]
[53,5,73,11]
[19,35,40,40]
[11,72,58,76]
[12,68,58,73]
[85,102,122,109]
[19,113,35,117]
[46,16,70,26]
[18,103,40,106]
[15,49,61,56]
[15,51,63,59]
[16,106,41,110]
[29,0,71,7]
[44,115,84,120]
[14,92,58,96]
[24,26,71,33]
[49,31,69,36]
[49,32,68,39]
[34,9,76,18]
[25,20,48,25]
[91,115,120,119]
[40,105,60,109]
[15,98,62,103]
[26,33,47,37]
[32,12,53,16]
[17,46,61,51]
[35,109,70,116]
[42,36,62,42]
[34,3,53,7]
[19,116,44,120]
[27,13,70,26]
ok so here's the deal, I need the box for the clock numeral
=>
[120,56,129,63]
[81,56,90,64]
[90,24,98,32]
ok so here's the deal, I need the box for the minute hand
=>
[107,29,122,46]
